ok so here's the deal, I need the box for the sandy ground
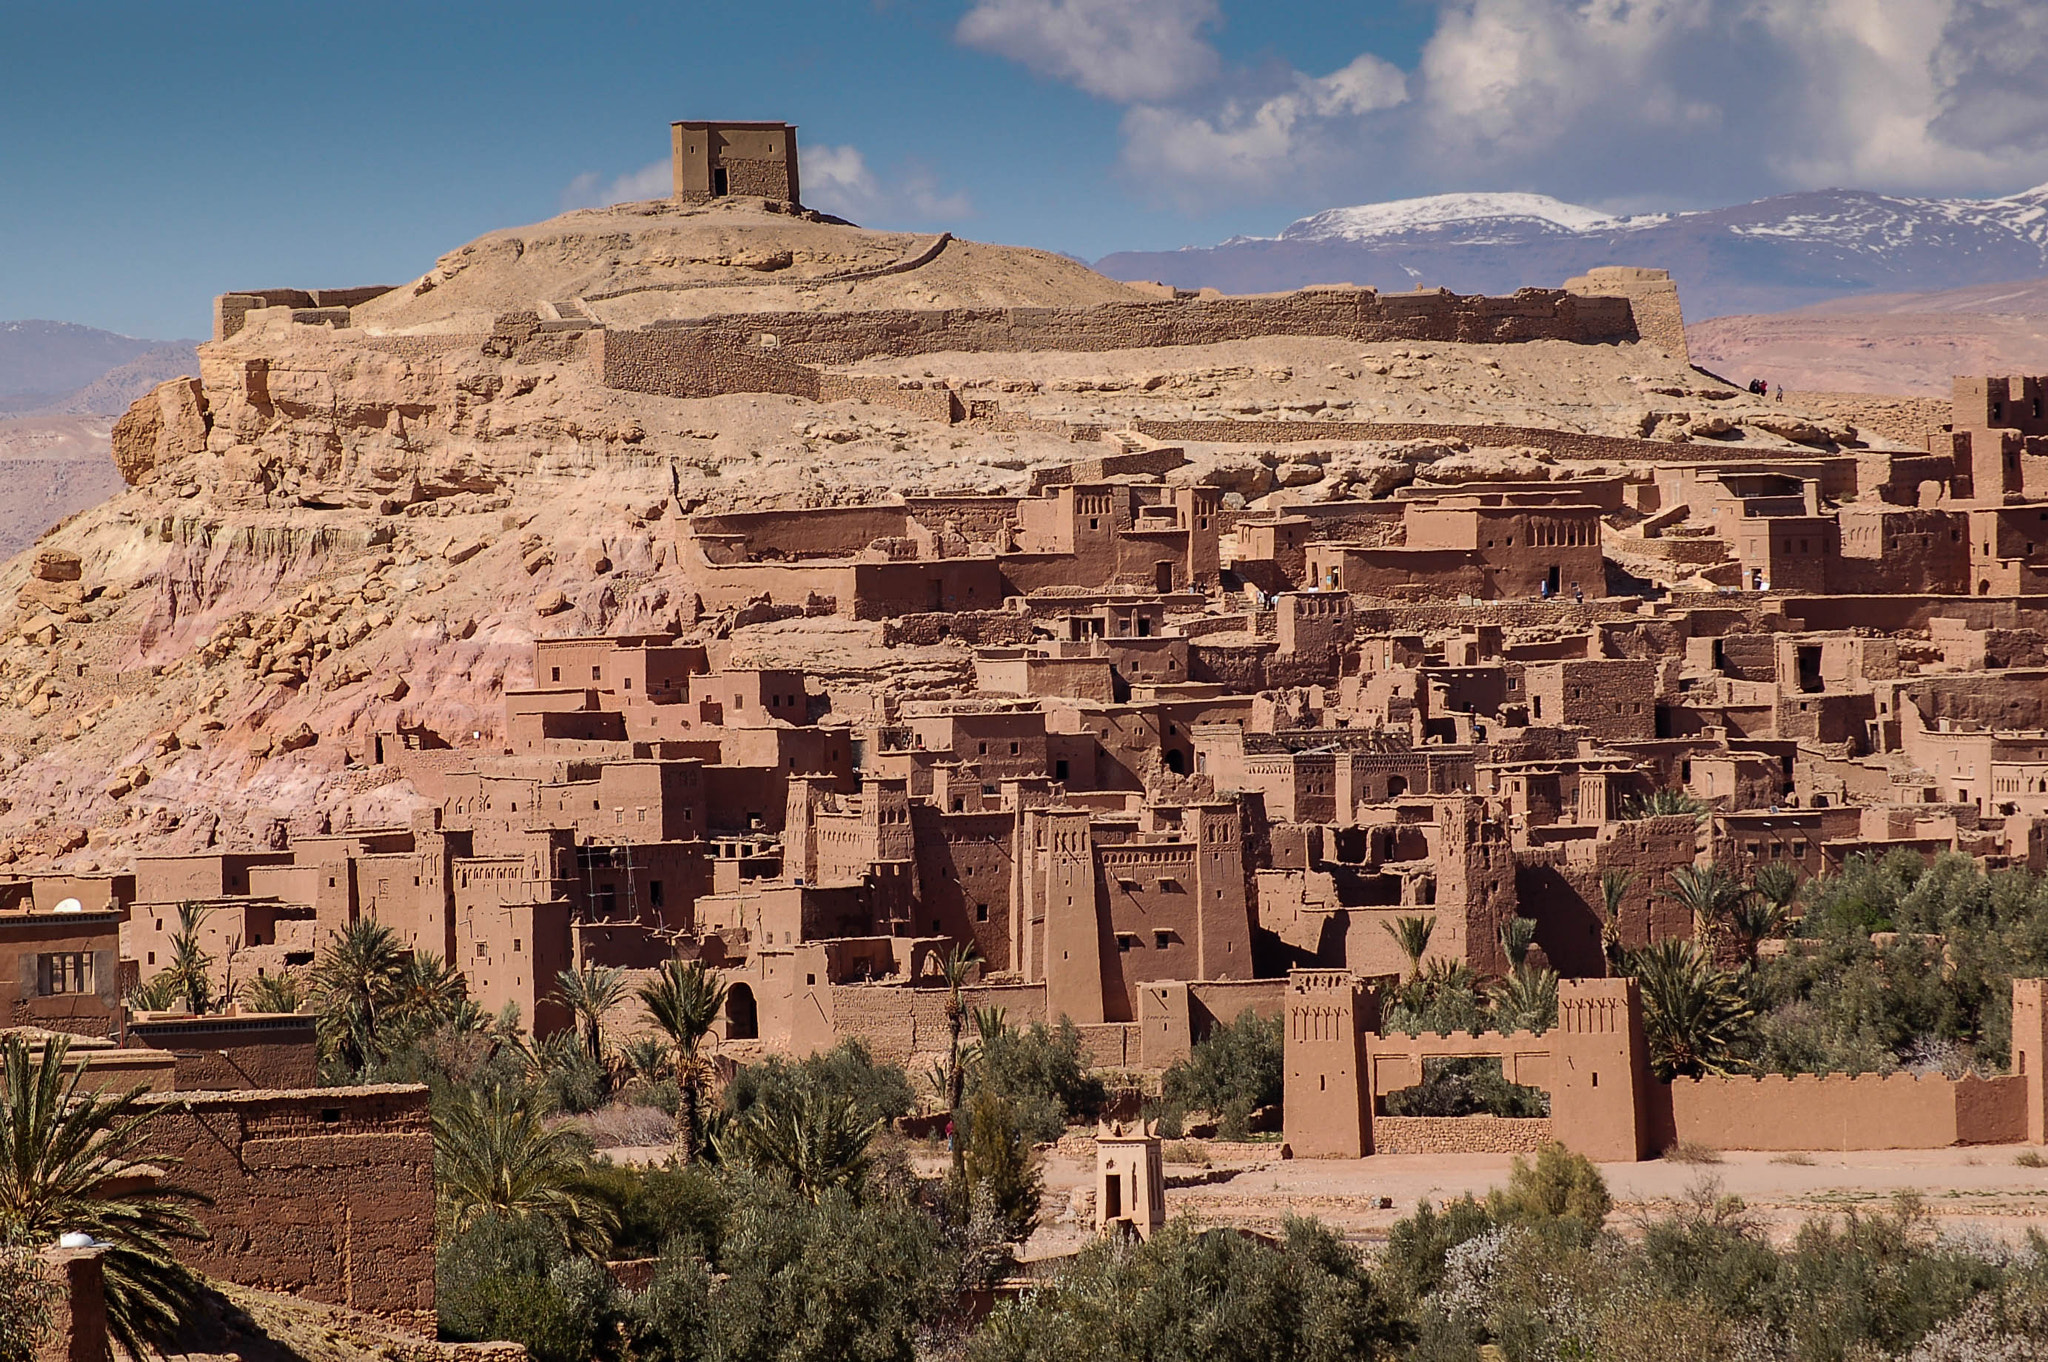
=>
[601,1134,2048,1254]
[982,1142,2048,1258]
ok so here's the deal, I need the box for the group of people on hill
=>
[1747,377,1784,401]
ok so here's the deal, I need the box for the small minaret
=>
[1095,1118,1165,1238]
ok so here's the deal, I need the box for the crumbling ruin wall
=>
[137,1084,434,1324]
[1121,418,1722,466]
[880,611,1037,647]
[597,288,1640,403]
[595,327,822,400]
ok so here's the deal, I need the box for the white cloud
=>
[1120,53,1408,202]
[1412,0,2048,198]
[961,0,2048,214]
[801,144,974,225]
[559,160,672,211]
[956,0,1222,102]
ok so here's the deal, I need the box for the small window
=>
[36,952,94,997]
[976,903,989,922]
[592,666,601,680]
[551,667,561,682]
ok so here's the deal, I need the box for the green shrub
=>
[436,1214,622,1362]
[723,1038,917,1129]
[1159,1008,1282,1140]
[571,1163,727,1260]
[0,1242,56,1362]
[1383,1057,1549,1119]
[971,1018,1106,1141]
[970,1216,1407,1362]
[957,1087,1042,1242]
[702,1172,949,1362]
[1487,1143,1612,1236]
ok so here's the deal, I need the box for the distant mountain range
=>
[1095,185,2048,321]
[1689,274,2048,396]
[0,321,200,562]
[0,320,200,417]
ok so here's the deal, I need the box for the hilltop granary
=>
[671,120,800,204]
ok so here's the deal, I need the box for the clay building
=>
[672,120,800,203]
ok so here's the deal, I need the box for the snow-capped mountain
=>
[1097,186,2048,320]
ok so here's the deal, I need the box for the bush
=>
[1383,1057,1549,1119]
[723,1039,917,1129]
[970,1216,1407,1362]
[1487,1143,1612,1236]
[1159,1008,1282,1140]
[972,1018,1106,1142]
[0,1242,55,1362]
[571,1163,728,1260]
[698,1172,950,1362]
[436,1214,622,1362]
[1380,1163,2045,1361]
[957,1087,1042,1242]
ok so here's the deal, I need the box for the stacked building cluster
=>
[18,377,2048,1078]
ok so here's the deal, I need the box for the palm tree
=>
[1727,897,1794,966]
[242,970,305,1014]
[1660,863,1754,948]
[638,959,728,1164]
[0,1035,208,1352]
[554,965,627,1071]
[164,901,217,1015]
[1490,966,1560,1034]
[621,1037,669,1088]
[1622,788,1709,821]
[1628,939,1756,1079]
[1383,914,1437,980]
[434,1083,615,1257]
[716,1085,881,1201]
[310,919,408,1074]
[385,951,468,1037]
[1751,862,1802,912]
[1499,916,1539,972]
[939,944,981,1172]
[125,972,178,1014]
[1598,868,1635,974]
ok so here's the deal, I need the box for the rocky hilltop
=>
[0,196,1863,872]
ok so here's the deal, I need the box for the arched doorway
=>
[1387,775,1409,798]
[725,983,758,1040]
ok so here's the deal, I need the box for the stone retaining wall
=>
[1371,1115,1554,1154]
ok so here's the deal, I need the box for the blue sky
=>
[5,0,2047,339]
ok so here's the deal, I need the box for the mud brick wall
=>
[1797,391,1953,448]
[824,981,1048,1064]
[596,327,823,401]
[124,1014,319,1090]
[598,288,1640,402]
[1371,1115,1553,1154]
[1124,418,1735,466]
[880,610,1037,647]
[690,288,1641,363]
[137,1084,435,1323]
[816,373,963,423]
[1658,1072,2028,1150]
